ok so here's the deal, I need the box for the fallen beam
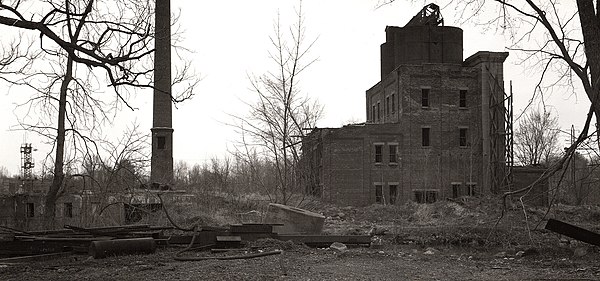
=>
[545,218,600,247]
[0,252,73,264]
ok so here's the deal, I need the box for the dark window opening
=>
[377,102,381,121]
[467,183,477,196]
[157,136,166,149]
[386,96,390,115]
[459,90,467,108]
[459,128,468,147]
[452,184,461,198]
[375,145,383,163]
[389,185,398,205]
[389,145,398,163]
[375,185,383,204]
[64,202,73,218]
[26,203,34,217]
[391,94,396,113]
[422,128,430,147]
[414,190,437,204]
[372,105,376,121]
[421,88,430,107]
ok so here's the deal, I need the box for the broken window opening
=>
[414,190,437,204]
[467,183,477,196]
[26,203,34,217]
[422,127,431,147]
[372,105,376,121]
[389,184,398,205]
[451,183,461,198]
[459,90,467,108]
[375,184,383,204]
[459,128,468,147]
[375,144,383,164]
[386,96,390,116]
[421,88,430,107]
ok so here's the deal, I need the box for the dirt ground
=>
[1,242,599,280]
[2,197,600,280]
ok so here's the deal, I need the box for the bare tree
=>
[0,1,196,225]
[514,108,561,166]
[231,1,322,205]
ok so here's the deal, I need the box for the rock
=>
[330,242,348,252]
[337,212,346,219]
[494,251,507,258]
[574,247,588,257]
[423,247,437,255]
[515,251,525,257]
[371,236,383,249]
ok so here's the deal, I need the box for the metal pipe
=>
[89,238,156,259]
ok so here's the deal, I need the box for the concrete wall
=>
[511,166,549,206]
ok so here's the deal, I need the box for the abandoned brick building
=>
[302,6,516,206]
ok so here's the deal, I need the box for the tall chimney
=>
[151,0,173,186]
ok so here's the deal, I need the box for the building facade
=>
[303,22,509,206]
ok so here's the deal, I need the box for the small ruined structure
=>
[302,4,511,206]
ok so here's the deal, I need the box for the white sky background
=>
[0,0,591,176]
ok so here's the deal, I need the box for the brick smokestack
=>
[151,0,174,186]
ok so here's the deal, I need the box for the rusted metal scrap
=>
[545,218,600,247]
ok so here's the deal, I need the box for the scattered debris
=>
[329,242,348,252]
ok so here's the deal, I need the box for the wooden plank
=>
[0,252,73,264]
[230,224,273,234]
[545,219,600,247]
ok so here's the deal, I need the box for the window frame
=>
[64,202,73,218]
[375,184,383,204]
[421,88,430,108]
[374,143,383,164]
[391,93,396,113]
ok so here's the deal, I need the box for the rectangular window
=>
[391,94,396,113]
[389,144,398,164]
[375,184,383,204]
[389,184,398,205]
[372,105,376,121]
[421,88,430,107]
[422,128,430,147]
[386,96,390,115]
[375,144,383,163]
[157,136,166,150]
[377,102,381,121]
[64,202,73,218]
[467,183,477,196]
[26,203,34,217]
[459,90,467,108]
[414,190,438,204]
[459,128,468,147]
[452,183,461,198]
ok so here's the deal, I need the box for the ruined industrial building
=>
[302,6,547,206]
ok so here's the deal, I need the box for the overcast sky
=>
[0,0,590,176]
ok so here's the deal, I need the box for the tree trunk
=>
[44,54,74,228]
[577,0,600,147]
